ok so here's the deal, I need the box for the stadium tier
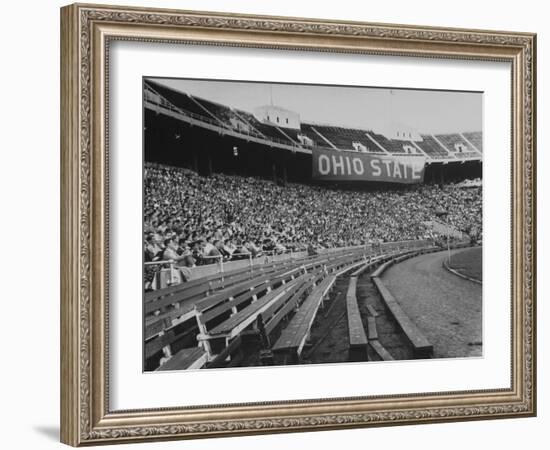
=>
[241,114,296,144]
[144,80,482,163]
[434,133,481,158]
[309,125,378,152]
[146,80,212,120]
[144,163,482,271]
[415,135,452,160]
[299,124,334,148]
[462,131,483,152]
[364,131,408,154]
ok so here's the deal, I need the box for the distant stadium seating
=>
[146,81,214,120]
[365,131,408,154]
[299,124,335,148]
[434,133,479,158]
[145,80,482,162]
[232,110,296,145]
[308,125,382,153]
[462,132,483,152]
[415,135,452,160]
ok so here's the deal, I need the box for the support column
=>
[208,152,213,176]
[193,151,198,172]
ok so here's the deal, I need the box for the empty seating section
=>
[346,277,369,361]
[234,111,295,144]
[146,81,482,160]
[337,128,384,153]
[144,257,316,340]
[416,135,451,159]
[435,133,478,158]
[272,275,335,362]
[206,271,313,339]
[371,277,433,358]
[366,132,408,153]
[311,126,375,152]
[145,81,212,119]
[311,125,355,150]
[157,347,208,371]
[191,96,240,128]
[299,124,334,148]
[463,132,483,152]
[276,126,301,143]
[145,242,440,370]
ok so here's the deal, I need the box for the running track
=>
[381,249,482,358]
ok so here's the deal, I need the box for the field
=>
[382,249,482,358]
[448,246,482,282]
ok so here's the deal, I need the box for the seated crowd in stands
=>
[144,163,482,277]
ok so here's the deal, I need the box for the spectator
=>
[144,163,482,285]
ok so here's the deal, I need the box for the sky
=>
[150,77,482,134]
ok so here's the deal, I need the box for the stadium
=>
[143,79,483,372]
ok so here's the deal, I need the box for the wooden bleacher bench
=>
[145,245,435,370]
[206,336,243,369]
[369,340,395,361]
[145,261,312,340]
[371,276,433,358]
[346,277,369,361]
[367,305,379,317]
[195,250,363,321]
[144,259,319,366]
[366,316,378,341]
[272,275,336,363]
[264,271,324,335]
[204,272,311,340]
[146,252,365,368]
[156,346,208,371]
[145,257,303,315]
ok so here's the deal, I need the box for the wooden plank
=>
[144,317,167,340]
[147,253,364,341]
[207,336,243,369]
[346,277,368,348]
[371,277,433,358]
[144,330,175,359]
[370,340,395,361]
[145,308,197,340]
[145,255,307,310]
[201,284,268,325]
[367,305,379,317]
[370,259,395,278]
[207,274,308,338]
[196,252,357,315]
[272,275,334,355]
[366,316,378,341]
[350,255,385,277]
[145,265,273,314]
[156,347,207,371]
[264,272,322,335]
[195,265,302,313]
[145,262,257,303]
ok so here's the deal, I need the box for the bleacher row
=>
[145,242,438,371]
[343,246,439,362]
[145,80,482,161]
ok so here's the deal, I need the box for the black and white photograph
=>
[143,78,483,372]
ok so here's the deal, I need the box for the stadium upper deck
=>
[144,80,482,164]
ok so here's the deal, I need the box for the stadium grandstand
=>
[143,79,483,372]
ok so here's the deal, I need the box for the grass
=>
[448,247,482,282]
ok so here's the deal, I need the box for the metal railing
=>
[144,239,432,290]
[145,87,307,151]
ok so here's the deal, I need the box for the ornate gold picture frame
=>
[60,3,536,446]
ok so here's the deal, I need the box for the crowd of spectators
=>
[143,163,482,274]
